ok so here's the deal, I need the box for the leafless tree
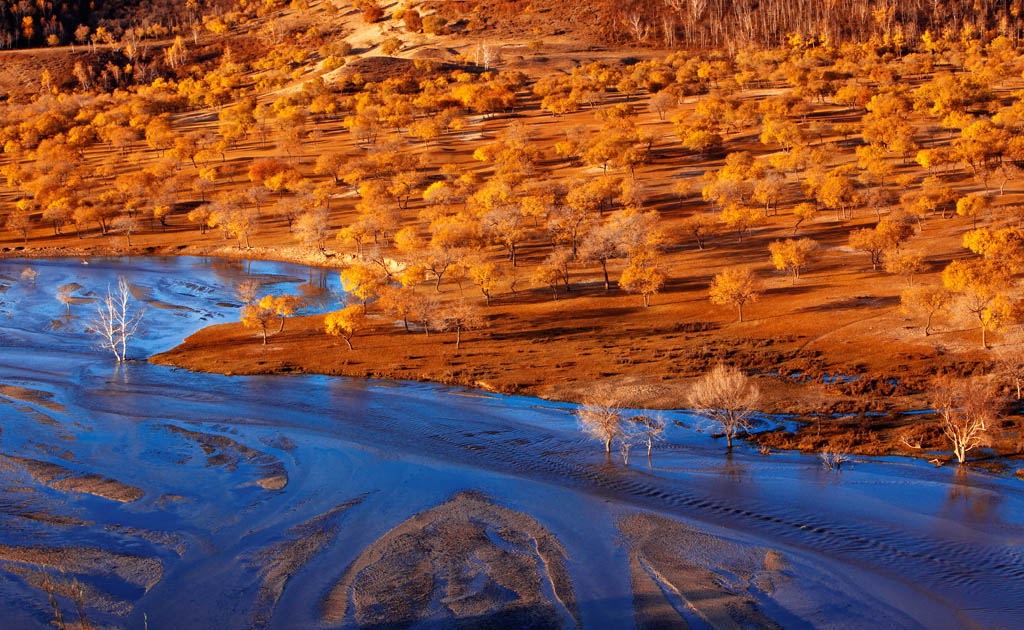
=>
[932,376,997,465]
[576,388,628,454]
[235,279,260,305]
[688,363,761,451]
[820,449,850,471]
[88,277,144,362]
[111,214,140,247]
[632,413,667,458]
[994,344,1024,399]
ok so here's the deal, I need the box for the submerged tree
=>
[931,376,997,465]
[88,276,144,362]
[688,364,761,451]
[632,413,667,458]
[576,393,628,455]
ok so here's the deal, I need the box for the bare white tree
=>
[474,41,495,69]
[88,277,144,362]
[932,377,997,465]
[576,389,628,454]
[632,413,667,458]
[688,363,761,451]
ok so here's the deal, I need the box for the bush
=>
[381,37,402,56]
[322,55,346,72]
[362,4,384,23]
[422,15,446,35]
[403,10,423,33]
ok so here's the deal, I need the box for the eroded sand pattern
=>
[324,492,579,628]
[0,257,1020,629]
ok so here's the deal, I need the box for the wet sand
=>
[323,492,580,628]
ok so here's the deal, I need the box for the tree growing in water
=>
[931,376,997,465]
[88,277,144,362]
[688,364,761,451]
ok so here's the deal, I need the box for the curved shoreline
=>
[5,251,1021,469]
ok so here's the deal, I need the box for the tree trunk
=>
[737,303,744,323]
[278,317,285,333]
[455,325,462,350]
[261,328,268,344]
[601,260,610,291]
[344,335,353,350]
[604,438,611,454]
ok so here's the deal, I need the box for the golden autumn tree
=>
[900,285,951,336]
[768,238,819,283]
[942,259,1018,349]
[619,251,666,307]
[339,263,384,312]
[240,295,280,345]
[440,299,485,350]
[325,304,367,350]
[709,267,760,323]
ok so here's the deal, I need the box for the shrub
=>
[403,9,423,32]
[422,15,446,35]
[381,37,402,56]
[362,4,384,23]
[322,55,346,72]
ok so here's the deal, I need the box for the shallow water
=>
[0,257,1021,629]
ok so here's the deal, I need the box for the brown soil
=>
[162,423,291,491]
[256,475,289,491]
[321,491,579,628]
[0,384,67,412]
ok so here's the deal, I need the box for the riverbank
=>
[7,250,1021,467]
[149,284,1024,470]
